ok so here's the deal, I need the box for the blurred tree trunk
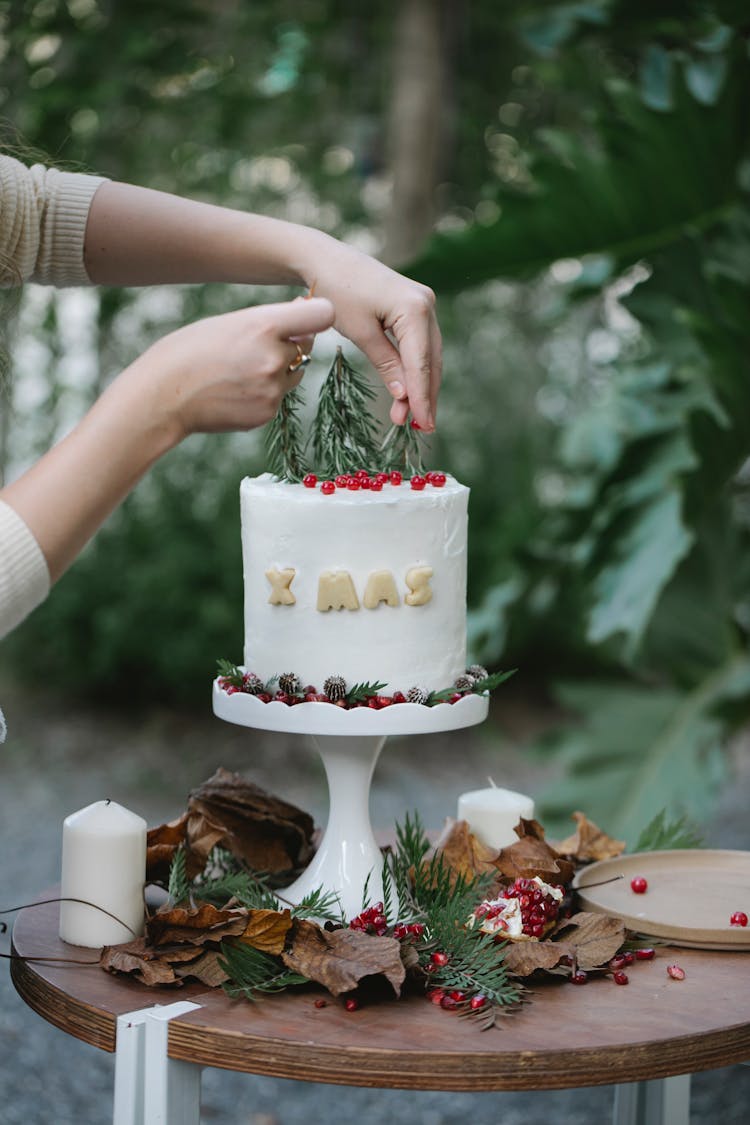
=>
[382,0,453,266]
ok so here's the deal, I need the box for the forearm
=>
[0,362,177,582]
[84,180,329,288]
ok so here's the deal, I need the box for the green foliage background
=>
[2,0,750,839]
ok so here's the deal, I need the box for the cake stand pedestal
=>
[212,683,489,919]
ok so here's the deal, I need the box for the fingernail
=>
[388,380,406,398]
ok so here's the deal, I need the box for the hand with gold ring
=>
[287,342,312,374]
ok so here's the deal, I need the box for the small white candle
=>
[457,785,535,850]
[59,799,147,948]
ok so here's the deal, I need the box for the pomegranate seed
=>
[635,948,655,960]
[613,970,629,985]
[630,877,648,894]
[623,951,635,965]
[570,970,588,985]
[469,995,487,1010]
[321,480,335,495]
[430,950,449,967]
[440,995,458,1010]
[609,954,628,971]
[449,990,466,1002]
[667,964,686,981]
[314,998,327,1009]
[424,962,438,973]
[390,471,402,485]
[344,997,359,1011]
[428,989,445,1005]
[302,473,317,488]
[730,911,748,927]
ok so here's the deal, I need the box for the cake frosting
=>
[240,473,469,695]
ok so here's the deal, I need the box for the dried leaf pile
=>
[100,770,651,1028]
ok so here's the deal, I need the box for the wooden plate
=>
[573,849,750,950]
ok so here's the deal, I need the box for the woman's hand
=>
[128,296,334,442]
[306,243,441,431]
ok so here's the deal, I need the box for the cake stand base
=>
[281,735,386,919]
[213,681,489,920]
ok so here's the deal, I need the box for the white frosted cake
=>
[240,472,469,695]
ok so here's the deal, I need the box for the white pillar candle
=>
[457,786,535,850]
[59,799,147,948]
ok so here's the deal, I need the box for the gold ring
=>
[288,344,311,374]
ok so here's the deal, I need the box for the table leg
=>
[113,1001,202,1125]
[612,1074,691,1125]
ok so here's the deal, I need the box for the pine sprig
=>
[266,385,308,482]
[345,680,388,704]
[470,669,517,694]
[311,349,382,476]
[289,886,345,924]
[633,809,703,852]
[219,941,309,1000]
[380,418,427,477]
[216,659,245,688]
[167,846,191,906]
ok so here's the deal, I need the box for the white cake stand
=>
[212,682,489,919]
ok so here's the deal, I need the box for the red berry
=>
[630,877,648,894]
[392,691,407,703]
[430,950,449,967]
[432,472,446,487]
[360,477,372,489]
[667,964,686,981]
[410,419,422,430]
[314,998,327,1009]
[635,948,655,960]
[274,691,291,705]
[410,475,426,490]
[344,997,359,1011]
[302,473,317,488]
[367,697,381,709]
[335,475,349,488]
[257,692,272,703]
[347,479,360,490]
[355,469,369,480]
[390,471,402,485]
[225,685,240,694]
[613,970,629,985]
[376,695,393,707]
[375,472,388,484]
[370,479,383,491]
[730,911,748,927]
[570,970,588,985]
[321,480,335,495]
[449,693,463,703]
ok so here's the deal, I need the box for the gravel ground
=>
[1,680,748,1125]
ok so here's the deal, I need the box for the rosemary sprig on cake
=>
[311,348,382,478]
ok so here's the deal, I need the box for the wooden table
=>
[11,897,750,1125]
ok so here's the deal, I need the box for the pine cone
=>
[323,675,347,702]
[278,672,302,696]
[242,672,265,695]
[406,686,429,705]
[467,664,488,681]
[454,674,475,693]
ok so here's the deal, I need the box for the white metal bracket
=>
[113,1001,202,1125]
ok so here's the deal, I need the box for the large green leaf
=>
[409,58,749,291]
[538,653,750,840]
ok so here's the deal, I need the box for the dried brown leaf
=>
[435,818,500,880]
[493,825,575,886]
[502,939,575,977]
[174,948,230,987]
[146,813,193,882]
[553,811,626,862]
[147,902,248,947]
[282,919,405,997]
[100,939,181,987]
[553,911,625,970]
[239,908,293,955]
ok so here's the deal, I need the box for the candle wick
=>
[487,777,497,788]
[104,798,111,805]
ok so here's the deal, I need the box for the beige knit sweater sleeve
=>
[0,152,106,286]
[1,153,107,639]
